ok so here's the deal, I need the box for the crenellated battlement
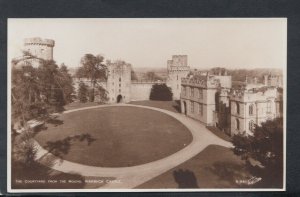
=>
[229,86,277,102]
[24,37,55,47]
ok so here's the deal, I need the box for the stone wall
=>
[130,82,153,101]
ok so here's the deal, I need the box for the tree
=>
[77,54,107,102]
[145,71,162,81]
[149,84,173,101]
[232,118,283,187]
[78,82,88,103]
[36,60,74,111]
[12,53,74,133]
[11,52,76,185]
[131,69,138,80]
[57,63,75,104]
[12,64,47,126]
[95,85,109,104]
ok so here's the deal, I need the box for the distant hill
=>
[227,68,283,82]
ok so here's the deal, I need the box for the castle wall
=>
[130,83,154,101]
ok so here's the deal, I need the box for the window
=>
[191,102,194,113]
[199,103,203,115]
[236,102,240,114]
[236,118,240,130]
[182,86,186,95]
[199,88,203,99]
[177,75,178,80]
[249,120,255,131]
[249,104,254,115]
[267,101,271,113]
[191,88,194,97]
[119,84,121,87]
[195,88,198,98]
[119,77,121,82]
[195,103,199,113]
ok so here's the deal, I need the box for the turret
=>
[23,37,55,60]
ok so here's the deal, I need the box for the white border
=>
[7,18,287,193]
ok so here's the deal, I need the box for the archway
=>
[117,95,123,103]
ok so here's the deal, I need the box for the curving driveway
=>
[34,103,233,189]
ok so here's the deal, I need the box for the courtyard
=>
[34,106,192,167]
[24,102,234,189]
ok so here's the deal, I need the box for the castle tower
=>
[106,60,131,103]
[166,55,190,100]
[12,37,55,68]
[23,37,55,60]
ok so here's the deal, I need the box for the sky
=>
[8,18,287,70]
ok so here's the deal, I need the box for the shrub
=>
[149,84,173,101]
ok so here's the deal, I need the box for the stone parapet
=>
[24,37,55,47]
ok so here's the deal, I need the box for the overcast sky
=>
[8,18,286,70]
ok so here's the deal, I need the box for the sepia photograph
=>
[7,18,286,192]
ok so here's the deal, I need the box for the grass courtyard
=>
[34,106,192,167]
[136,145,251,189]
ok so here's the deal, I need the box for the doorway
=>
[117,95,123,103]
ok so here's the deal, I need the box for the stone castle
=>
[75,54,189,103]
[23,37,55,61]
[181,72,283,136]
[13,37,187,103]
[13,37,283,136]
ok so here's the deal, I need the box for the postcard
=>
[7,18,286,192]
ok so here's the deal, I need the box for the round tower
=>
[23,37,55,60]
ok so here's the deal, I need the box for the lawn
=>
[136,145,252,189]
[34,106,192,167]
[206,126,232,142]
[129,100,181,113]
